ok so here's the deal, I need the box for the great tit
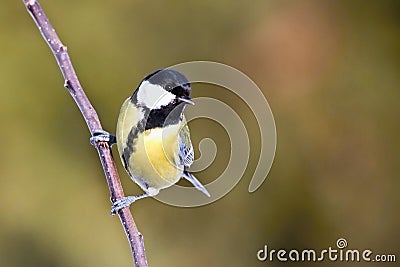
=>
[92,69,210,214]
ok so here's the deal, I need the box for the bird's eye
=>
[165,84,173,91]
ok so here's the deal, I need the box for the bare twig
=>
[22,1,148,266]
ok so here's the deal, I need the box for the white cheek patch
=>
[137,81,176,109]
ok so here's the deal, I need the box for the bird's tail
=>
[183,171,210,197]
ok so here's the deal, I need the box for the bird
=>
[91,69,210,214]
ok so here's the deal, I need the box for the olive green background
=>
[1,0,399,266]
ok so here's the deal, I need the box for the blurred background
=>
[1,0,399,266]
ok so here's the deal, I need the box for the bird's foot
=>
[110,193,150,215]
[90,130,116,146]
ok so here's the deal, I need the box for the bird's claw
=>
[90,130,116,146]
[110,196,136,216]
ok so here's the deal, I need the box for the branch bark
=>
[22,1,148,266]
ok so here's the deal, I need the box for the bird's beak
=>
[178,96,195,105]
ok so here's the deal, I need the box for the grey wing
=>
[179,121,211,197]
[178,123,194,168]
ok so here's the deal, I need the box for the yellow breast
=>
[116,97,184,192]
[129,125,183,190]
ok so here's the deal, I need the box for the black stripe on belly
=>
[121,101,184,171]
[122,118,146,171]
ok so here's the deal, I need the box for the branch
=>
[22,1,148,266]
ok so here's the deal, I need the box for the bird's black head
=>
[146,69,191,100]
[135,69,193,109]
[133,69,193,129]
